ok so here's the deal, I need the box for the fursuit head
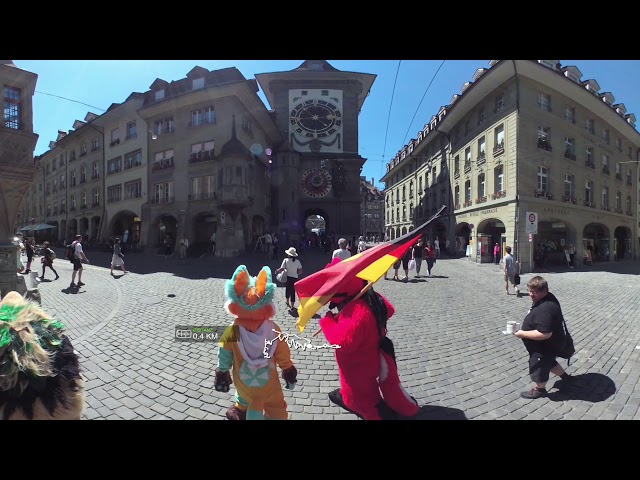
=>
[0,291,84,420]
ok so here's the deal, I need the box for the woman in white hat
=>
[276,247,303,310]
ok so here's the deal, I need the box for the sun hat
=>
[285,247,298,257]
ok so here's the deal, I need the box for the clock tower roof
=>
[292,60,339,72]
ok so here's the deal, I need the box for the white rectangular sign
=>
[525,212,538,235]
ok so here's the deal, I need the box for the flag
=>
[294,205,447,332]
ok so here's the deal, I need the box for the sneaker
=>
[70,283,77,289]
[55,275,59,280]
[520,387,548,399]
[77,281,85,287]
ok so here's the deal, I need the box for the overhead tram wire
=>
[34,91,106,112]
[401,60,446,146]
[379,60,403,183]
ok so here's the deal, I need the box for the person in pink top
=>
[494,243,501,265]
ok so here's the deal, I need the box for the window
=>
[93,188,100,206]
[191,106,216,127]
[418,176,422,191]
[154,89,165,101]
[477,173,485,198]
[192,77,205,90]
[628,146,633,160]
[538,125,550,143]
[154,182,173,204]
[59,153,65,166]
[537,166,548,192]
[538,93,551,111]
[565,106,575,124]
[564,137,575,157]
[602,129,610,144]
[3,86,21,129]
[586,118,595,134]
[80,144,87,156]
[495,124,505,148]
[110,128,120,145]
[190,175,215,199]
[190,140,215,162]
[108,157,122,175]
[92,161,99,179]
[465,147,471,164]
[495,165,504,193]
[602,154,609,173]
[124,150,142,170]
[617,138,622,151]
[107,185,122,203]
[154,149,174,170]
[126,122,137,140]
[125,180,142,199]
[478,137,486,157]
[627,195,632,212]
[46,182,50,194]
[53,179,57,191]
[465,180,471,203]
[80,166,87,183]
[616,191,622,210]
[154,117,174,135]
[91,138,100,151]
[585,181,593,204]
[432,167,437,185]
[478,108,486,125]
[564,174,573,197]
[586,146,593,164]
[601,186,609,207]
[60,174,65,188]
[495,95,504,112]
[70,171,76,187]
[81,192,87,208]
[61,199,65,212]
[454,185,460,206]
[454,155,460,175]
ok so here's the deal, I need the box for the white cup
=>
[506,321,519,334]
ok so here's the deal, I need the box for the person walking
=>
[110,237,127,276]
[275,247,303,311]
[412,238,424,278]
[272,233,279,260]
[39,241,59,281]
[332,238,351,261]
[568,244,576,268]
[70,234,89,289]
[24,237,35,274]
[210,231,217,256]
[513,276,574,399]
[424,240,437,277]
[178,234,189,259]
[493,242,501,265]
[434,238,441,258]
[503,246,518,295]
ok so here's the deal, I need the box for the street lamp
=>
[148,130,157,140]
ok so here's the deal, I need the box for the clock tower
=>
[255,60,376,240]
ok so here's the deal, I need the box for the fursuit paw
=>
[226,406,246,421]
[282,365,298,389]
[214,368,232,393]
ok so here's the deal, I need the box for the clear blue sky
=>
[13,60,640,189]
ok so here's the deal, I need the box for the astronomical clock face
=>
[301,169,332,198]
[289,89,343,153]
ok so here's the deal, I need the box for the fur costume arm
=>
[272,323,293,371]
[319,300,376,353]
[216,325,236,372]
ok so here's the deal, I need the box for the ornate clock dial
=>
[290,99,342,138]
[301,169,333,198]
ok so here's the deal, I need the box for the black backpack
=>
[65,243,75,261]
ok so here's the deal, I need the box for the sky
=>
[12,60,640,189]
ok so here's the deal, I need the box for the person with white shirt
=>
[275,247,303,310]
[434,238,440,258]
[178,235,189,259]
[332,238,351,261]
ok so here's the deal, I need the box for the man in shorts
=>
[514,276,573,399]
[503,246,518,295]
[70,234,89,289]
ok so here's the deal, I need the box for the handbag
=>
[514,274,521,286]
[408,259,416,271]
[276,270,287,283]
[557,317,576,365]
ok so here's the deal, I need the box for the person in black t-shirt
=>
[412,238,424,278]
[513,276,573,399]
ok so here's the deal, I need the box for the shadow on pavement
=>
[408,404,468,420]
[547,372,616,402]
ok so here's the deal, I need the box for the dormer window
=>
[154,89,165,101]
[192,77,205,90]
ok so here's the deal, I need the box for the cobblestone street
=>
[32,248,640,420]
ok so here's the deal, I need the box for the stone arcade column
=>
[0,60,39,299]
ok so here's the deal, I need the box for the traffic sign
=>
[529,233,533,242]
[525,212,538,235]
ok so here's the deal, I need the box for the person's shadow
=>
[547,373,616,402]
[405,404,467,420]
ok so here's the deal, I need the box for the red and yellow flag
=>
[294,206,447,332]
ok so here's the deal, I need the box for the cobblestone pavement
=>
[31,248,640,420]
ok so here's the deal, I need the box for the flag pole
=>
[312,280,374,338]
